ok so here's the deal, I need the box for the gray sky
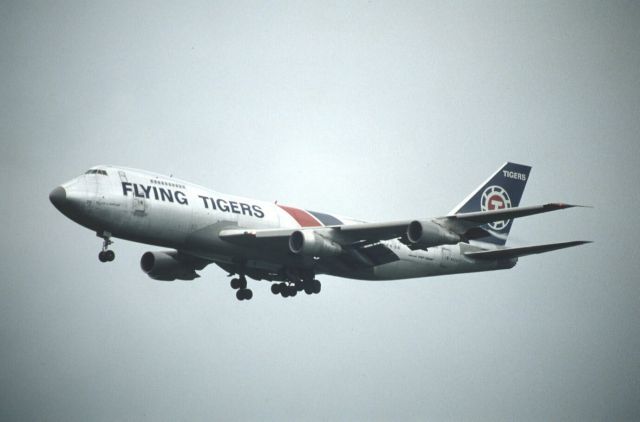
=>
[1,1,639,420]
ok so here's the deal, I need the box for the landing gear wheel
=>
[271,283,281,295]
[288,286,297,297]
[313,279,321,294]
[281,287,290,298]
[304,284,314,295]
[231,275,247,290]
[98,231,115,263]
[236,289,253,301]
[230,278,241,289]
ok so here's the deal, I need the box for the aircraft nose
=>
[49,186,68,212]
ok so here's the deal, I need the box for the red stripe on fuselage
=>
[278,205,323,227]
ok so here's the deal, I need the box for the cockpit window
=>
[85,169,108,176]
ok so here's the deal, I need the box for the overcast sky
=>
[1,1,639,421]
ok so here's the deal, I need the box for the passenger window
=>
[85,169,107,175]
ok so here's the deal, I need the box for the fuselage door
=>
[118,170,146,216]
[440,247,452,268]
[133,196,146,216]
[84,171,100,214]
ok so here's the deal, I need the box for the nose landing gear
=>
[97,231,115,262]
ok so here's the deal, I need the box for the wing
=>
[219,225,404,268]
[219,221,409,246]
[440,203,587,232]
[219,202,587,266]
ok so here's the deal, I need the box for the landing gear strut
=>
[230,274,252,301]
[97,231,115,263]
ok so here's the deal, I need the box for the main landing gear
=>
[270,278,321,298]
[228,269,320,301]
[97,231,115,263]
[230,275,253,301]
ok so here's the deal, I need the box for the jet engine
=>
[406,220,460,249]
[140,251,201,281]
[289,230,342,257]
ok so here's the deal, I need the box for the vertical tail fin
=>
[449,162,532,245]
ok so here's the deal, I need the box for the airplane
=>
[49,162,591,301]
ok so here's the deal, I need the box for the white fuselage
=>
[55,166,514,281]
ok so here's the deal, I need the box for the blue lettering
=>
[140,184,152,199]
[175,191,188,205]
[159,188,173,202]
[240,203,252,216]
[133,184,145,198]
[252,205,264,218]
[121,182,132,196]
[217,199,229,212]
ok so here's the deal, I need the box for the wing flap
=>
[334,221,410,242]
[220,228,297,240]
[358,243,400,266]
[464,240,592,260]
[219,228,297,248]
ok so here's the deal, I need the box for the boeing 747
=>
[50,162,590,301]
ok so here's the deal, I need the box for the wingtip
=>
[571,240,594,246]
[550,203,593,209]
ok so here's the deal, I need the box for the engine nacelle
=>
[406,220,460,248]
[140,251,200,281]
[289,230,342,257]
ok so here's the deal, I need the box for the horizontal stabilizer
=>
[465,240,592,260]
